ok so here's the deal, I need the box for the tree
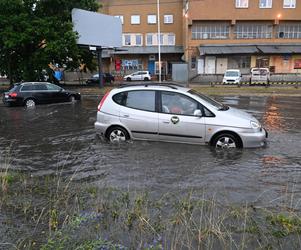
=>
[0,0,99,84]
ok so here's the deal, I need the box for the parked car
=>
[223,69,242,84]
[86,73,115,85]
[95,84,268,148]
[123,71,151,81]
[250,68,270,84]
[3,82,81,107]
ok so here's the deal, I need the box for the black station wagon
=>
[3,82,81,107]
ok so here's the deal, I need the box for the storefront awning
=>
[256,45,301,54]
[199,44,301,55]
[112,46,184,55]
[199,45,258,55]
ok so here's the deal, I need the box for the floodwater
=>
[0,94,301,207]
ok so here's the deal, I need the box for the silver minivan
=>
[95,84,267,148]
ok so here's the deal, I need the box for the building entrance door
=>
[216,58,228,74]
[148,61,155,75]
[205,56,216,74]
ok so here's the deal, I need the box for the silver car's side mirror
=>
[194,109,202,117]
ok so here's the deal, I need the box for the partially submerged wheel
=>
[126,77,131,81]
[25,99,35,108]
[69,95,75,103]
[212,133,241,149]
[107,127,129,143]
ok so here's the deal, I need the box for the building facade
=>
[186,0,301,77]
[98,0,301,79]
[99,0,184,79]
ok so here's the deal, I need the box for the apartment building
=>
[99,0,184,78]
[186,0,301,76]
[97,0,301,79]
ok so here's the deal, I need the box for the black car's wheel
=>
[24,98,36,108]
[212,133,241,149]
[106,126,130,143]
[69,95,76,103]
[126,77,131,81]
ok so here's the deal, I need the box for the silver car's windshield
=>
[188,90,228,110]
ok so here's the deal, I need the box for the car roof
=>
[21,82,51,85]
[116,83,189,92]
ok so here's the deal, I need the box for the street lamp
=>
[157,0,161,83]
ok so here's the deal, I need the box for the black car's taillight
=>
[9,92,17,98]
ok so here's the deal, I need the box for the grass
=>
[1,81,301,97]
[72,84,301,97]
[1,165,301,249]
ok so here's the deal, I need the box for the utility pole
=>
[157,0,161,83]
[97,47,104,88]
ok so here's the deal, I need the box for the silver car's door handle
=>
[123,114,129,118]
[163,121,170,124]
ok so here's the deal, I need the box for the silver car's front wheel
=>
[212,133,241,149]
[107,127,129,143]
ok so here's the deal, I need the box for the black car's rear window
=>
[9,85,19,93]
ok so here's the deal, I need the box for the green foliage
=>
[0,0,99,83]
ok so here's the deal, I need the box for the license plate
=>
[4,94,8,98]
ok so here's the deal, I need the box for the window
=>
[164,15,173,24]
[124,34,131,45]
[146,34,153,45]
[21,85,34,91]
[125,91,155,112]
[146,33,176,45]
[277,22,301,38]
[35,84,47,91]
[135,35,142,45]
[259,0,272,8]
[47,84,61,91]
[147,15,156,24]
[283,0,296,8]
[167,34,175,45]
[236,0,248,8]
[113,92,127,105]
[235,22,273,39]
[161,92,198,116]
[123,34,143,46]
[192,22,230,40]
[114,15,124,24]
[131,15,140,24]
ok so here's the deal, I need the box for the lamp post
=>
[157,0,161,83]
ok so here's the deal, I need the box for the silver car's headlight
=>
[250,120,261,129]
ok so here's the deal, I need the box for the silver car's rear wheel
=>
[25,99,35,108]
[107,127,129,143]
[212,133,240,149]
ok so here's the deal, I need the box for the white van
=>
[250,68,270,84]
[222,69,242,84]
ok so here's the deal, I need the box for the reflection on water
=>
[262,96,286,132]
[0,95,301,207]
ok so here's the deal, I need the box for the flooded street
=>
[0,94,301,207]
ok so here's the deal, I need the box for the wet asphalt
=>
[0,94,301,207]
